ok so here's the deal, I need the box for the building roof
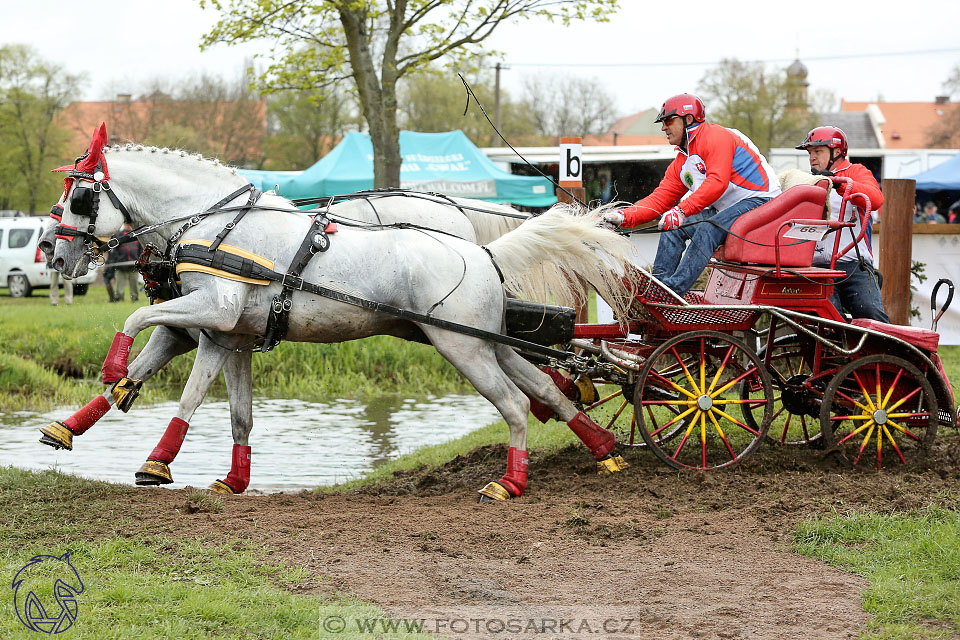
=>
[56,97,267,165]
[607,108,662,136]
[812,111,882,148]
[841,99,956,149]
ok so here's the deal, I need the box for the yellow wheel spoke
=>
[707,344,735,394]
[655,372,698,400]
[852,371,877,410]
[672,347,701,396]
[879,368,904,410]
[836,419,876,446]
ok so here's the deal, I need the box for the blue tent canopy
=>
[907,154,960,191]
[240,130,557,207]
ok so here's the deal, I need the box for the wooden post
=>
[878,178,915,325]
[557,137,589,322]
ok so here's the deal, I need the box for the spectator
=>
[948,198,960,224]
[48,268,73,306]
[105,224,142,302]
[599,174,614,205]
[913,201,947,224]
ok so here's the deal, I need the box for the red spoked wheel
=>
[635,331,774,470]
[741,334,825,446]
[820,355,938,469]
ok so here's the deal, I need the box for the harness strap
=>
[209,186,261,253]
[173,245,569,359]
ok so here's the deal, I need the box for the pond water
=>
[0,394,502,491]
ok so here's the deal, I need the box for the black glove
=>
[811,169,835,177]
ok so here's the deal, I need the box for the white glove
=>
[601,209,625,229]
[658,206,686,231]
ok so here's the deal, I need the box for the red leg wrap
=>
[222,445,251,494]
[498,447,529,497]
[527,367,579,423]
[63,395,111,435]
[567,411,615,460]
[101,332,134,384]
[148,417,189,464]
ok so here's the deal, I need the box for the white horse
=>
[48,125,636,500]
[36,190,528,464]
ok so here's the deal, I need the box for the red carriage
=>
[534,177,956,471]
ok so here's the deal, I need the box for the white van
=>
[0,217,99,298]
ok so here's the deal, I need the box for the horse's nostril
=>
[53,257,65,271]
[39,240,53,254]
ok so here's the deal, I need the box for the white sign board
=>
[559,141,583,183]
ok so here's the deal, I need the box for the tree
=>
[926,62,960,148]
[520,72,617,138]
[697,58,813,156]
[141,74,267,167]
[264,89,359,170]
[398,66,538,146]
[201,0,618,187]
[0,45,83,213]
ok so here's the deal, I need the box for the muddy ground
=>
[100,436,960,639]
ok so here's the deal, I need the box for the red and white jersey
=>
[813,161,884,265]
[619,122,781,227]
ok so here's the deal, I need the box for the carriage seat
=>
[714,181,829,268]
[850,318,940,352]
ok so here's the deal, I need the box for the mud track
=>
[109,435,960,639]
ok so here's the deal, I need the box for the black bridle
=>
[53,152,135,259]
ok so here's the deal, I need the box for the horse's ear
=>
[76,123,108,174]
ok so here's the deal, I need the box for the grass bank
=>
[0,288,471,411]
[0,466,430,639]
[795,508,960,639]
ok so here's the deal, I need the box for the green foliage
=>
[131,73,267,167]
[264,89,359,170]
[399,64,540,146]
[0,44,83,213]
[795,507,960,638]
[697,58,814,155]
[200,0,619,185]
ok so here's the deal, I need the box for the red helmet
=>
[655,93,705,124]
[796,126,848,158]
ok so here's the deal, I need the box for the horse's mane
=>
[105,144,244,177]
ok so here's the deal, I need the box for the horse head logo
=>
[12,552,84,634]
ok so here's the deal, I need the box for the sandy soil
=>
[102,435,960,639]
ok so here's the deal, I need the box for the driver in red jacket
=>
[603,93,781,295]
[796,125,888,321]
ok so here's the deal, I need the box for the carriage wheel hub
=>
[697,395,713,411]
[873,409,888,425]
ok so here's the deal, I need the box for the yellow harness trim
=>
[175,238,275,286]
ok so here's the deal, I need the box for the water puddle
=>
[0,394,501,491]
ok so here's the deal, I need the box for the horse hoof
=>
[208,479,236,495]
[111,377,143,413]
[597,454,629,475]
[477,481,511,502]
[38,422,73,451]
[135,460,173,485]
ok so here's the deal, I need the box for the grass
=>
[0,287,472,410]
[795,506,960,639]
[0,466,432,639]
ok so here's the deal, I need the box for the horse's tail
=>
[484,202,641,319]
[454,198,529,245]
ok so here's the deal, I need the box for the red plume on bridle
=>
[53,122,110,179]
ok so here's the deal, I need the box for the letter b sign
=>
[559,137,583,184]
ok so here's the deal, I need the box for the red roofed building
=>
[841,98,957,149]
[57,93,267,167]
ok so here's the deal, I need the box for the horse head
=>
[50,123,129,278]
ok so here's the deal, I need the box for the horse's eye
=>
[70,187,94,216]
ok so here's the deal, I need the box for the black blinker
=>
[70,186,94,216]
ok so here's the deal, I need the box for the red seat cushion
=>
[722,183,828,267]
[851,318,940,352]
